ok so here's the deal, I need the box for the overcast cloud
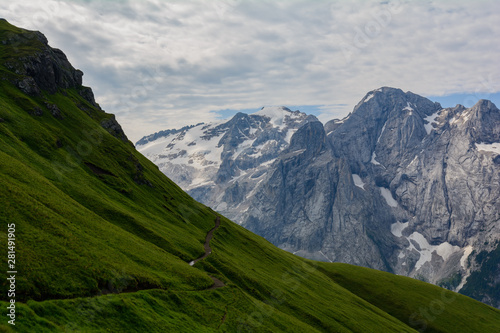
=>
[1,0,499,142]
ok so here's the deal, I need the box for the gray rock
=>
[29,107,43,117]
[45,102,63,119]
[101,115,129,143]
[139,89,500,308]
[2,21,100,110]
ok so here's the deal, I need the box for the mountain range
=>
[1,18,500,332]
[138,89,500,309]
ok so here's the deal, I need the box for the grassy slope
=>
[0,20,499,332]
[318,263,500,333]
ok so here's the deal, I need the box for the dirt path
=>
[31,216,226,302]
[189,216,221,266]
[189,216,226,290]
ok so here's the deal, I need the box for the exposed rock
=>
[139,88,500,308]
[79,86,102,110]
[128,154,153,187]
[45,102,63,119]
[29,107,43,116]
[16,76,40,96]
[101,115,129,143]
[4,39,83,94]
[84,162,116,177]
[1,19,101,109]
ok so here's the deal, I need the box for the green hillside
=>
[1,19,499,332]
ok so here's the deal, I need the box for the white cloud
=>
[1,0,499,142]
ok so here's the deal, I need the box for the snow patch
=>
[138,123,226,175]
[405,231,461,270]
[352,174,365,190]
[216,202,228,211]
[409,155,419,166]
[233,137,257,159]
[245,178,265,199]
[408,232,432,270]
[423,110,440,135]
[190,178,215,187]
[165,125,224,166]
[462,110,472,123]
[379,187,398,207]
[436,242,461,261]
[376,122,387,144]
[476,142,500,154]
[284,129,297,143]
[450,110,473,126]
[403,102,414,112]
[371,152,381,165]
[319,251,333,263]
[137,136,172,155]
[391,221,409,237]
[260,158,277,167]
[334,113,352,124]
[253,106,291,130]
[365,94,374,102]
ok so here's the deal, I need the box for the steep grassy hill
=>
[1,19,499,332]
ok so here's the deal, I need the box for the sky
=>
[1,0,499,142]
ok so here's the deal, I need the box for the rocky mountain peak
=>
[252,106,313,130]
[254,105,292,118]
[137,106,315,217]
[465,99,500,144]
[326,87,442,173]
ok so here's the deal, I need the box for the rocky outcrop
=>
[101,115,129,143]
[1,25,83,95]
[0,19,123,140]
[45,102,63,119]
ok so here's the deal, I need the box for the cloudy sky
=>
[2,0,499,142]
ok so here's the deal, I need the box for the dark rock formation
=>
[101,115,129,143]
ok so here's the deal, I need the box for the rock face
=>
[0,19,128,142]
[138,88,500,307]
[1,21,83,95]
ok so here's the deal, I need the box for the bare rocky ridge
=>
[138,88,500,307]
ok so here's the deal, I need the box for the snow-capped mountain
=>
[137,89,500,308]
[137,106,317,221]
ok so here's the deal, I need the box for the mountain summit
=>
[137,106,317,217]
